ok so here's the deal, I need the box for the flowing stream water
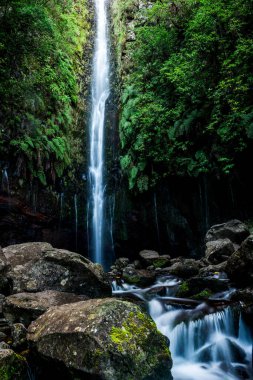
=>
[112,278,253,380]
[88,0,110,265]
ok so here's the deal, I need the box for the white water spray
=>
[89,0,110,265]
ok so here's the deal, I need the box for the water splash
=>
[88,0,110,265]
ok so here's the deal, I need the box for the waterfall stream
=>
[112,278,253,380]
[88,0,110,265]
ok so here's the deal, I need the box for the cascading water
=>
[88,0,110,265]
[112,277,253,380]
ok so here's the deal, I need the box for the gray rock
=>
[115,257,130,269]
[167,259,203,279]
[28,298,172,380]
[226,235,253,286]
[1,242,111,297]
[123,267,156,287]
[139,249,159,261]
[199,261,228,278]
[205,220,249,244]
[3,290,88,326]
[205,238,235,264]
[11,323,27,349]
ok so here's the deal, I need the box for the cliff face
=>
[108,0,253,260]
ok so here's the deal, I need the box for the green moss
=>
[192,289,213,300]
[110,310,171,378]
[176,281,190,297]
[152,258,170,269]
[122,274,141,285]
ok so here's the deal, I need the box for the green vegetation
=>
[115,0,253,192]
[110,310,171,379]
[176,281,190,297]
[0,0,91,185]
[192,288,213,300]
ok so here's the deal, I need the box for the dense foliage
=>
[0,0,90,185]
[114,0,253,192]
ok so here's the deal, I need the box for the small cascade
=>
[112,277,253,380]
[1,168,10,195]
[74,194,78,250]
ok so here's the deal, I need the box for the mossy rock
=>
[28,298,172,380]
[0,349,26,380]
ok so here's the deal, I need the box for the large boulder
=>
[205,220,249,244]
[28,298,172,380]
[0,349,27,379]
[205,238,235,264]
[226,235,253,286]
[0,243,111,297]
[3,291,88,327]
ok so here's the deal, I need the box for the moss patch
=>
[191,289,213,300]
[110,310,171,379]
[176,281,190,297]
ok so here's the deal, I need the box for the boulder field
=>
[0,242,172,380]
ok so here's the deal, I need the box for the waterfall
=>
[88,0,110,265]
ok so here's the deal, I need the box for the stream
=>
[112,277,253,380]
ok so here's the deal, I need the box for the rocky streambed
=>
[0,219,252,379]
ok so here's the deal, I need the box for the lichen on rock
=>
[27,298,172,379]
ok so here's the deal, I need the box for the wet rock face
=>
[28,298,173,380]
[0,242,111,297]
[226,235,253,286]
[3,291,88,327]
[205,220,250,245]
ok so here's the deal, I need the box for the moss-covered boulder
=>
[27,298,172,380]
[0,349,26,379]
